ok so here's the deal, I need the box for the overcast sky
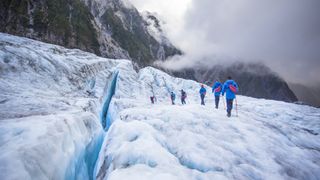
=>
[130,0,320,85]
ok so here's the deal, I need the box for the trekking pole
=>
[235,98,238,117]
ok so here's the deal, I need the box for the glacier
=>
[0,33,320,180]
[100,71,119,131]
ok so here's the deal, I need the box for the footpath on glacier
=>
[0,33,320,180]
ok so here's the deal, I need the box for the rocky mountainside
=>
[166,62,298,102]
[0,0,181,66]
[289,83,320,107]
[0,0,298,103]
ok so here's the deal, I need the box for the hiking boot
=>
[227,112,231,117]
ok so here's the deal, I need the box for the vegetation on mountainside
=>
[0,0,181,66]
[1,0,100,55]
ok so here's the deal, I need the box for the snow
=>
[141,12,163,43]
[141,11,173,57]
[83,0,134,17]
[0,33,127,180]
[1,33,320,180]
[96,98,320,180]
[95,67,320,179]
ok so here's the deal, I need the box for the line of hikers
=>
[150,76,239,117]
[198,76,239,117]
[169,89,187,105]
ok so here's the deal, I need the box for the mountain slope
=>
[1,0,297,103]
[0,33,319,180]
[1,0,101,54]
[0,0,181,66]
[289,83,320,107]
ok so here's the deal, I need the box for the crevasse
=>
[65,71,119,180]
[64,131,104,180]
[101,71,119,131]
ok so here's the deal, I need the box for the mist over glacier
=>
[131,0,320,86]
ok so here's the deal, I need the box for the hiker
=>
[199,85,207,105]
[222,76,238,117]
[170,92,176,105]
[181,89,187,104]
[212,80,222,109]
[150,95,156,104]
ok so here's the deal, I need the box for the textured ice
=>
[0,33,128,180]
[95,67,320,180]
[1,33,320,180]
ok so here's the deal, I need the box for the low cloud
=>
[132,0,320,85]
[173,0,320,85]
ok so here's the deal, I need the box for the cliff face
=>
[0,0,181,66]
[168,62,298,102]
[1,0,101,54]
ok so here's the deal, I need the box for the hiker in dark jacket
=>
[199,85,207,105]
[170,92,176,105]
[150,95,156,104]
[222,76,238,117]
[212,80,222,109]
[181,89,187,104]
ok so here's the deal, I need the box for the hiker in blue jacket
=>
[199,85,207,105]
[212,80,222,109]
[170,92,176,105]
[222,76,239,117]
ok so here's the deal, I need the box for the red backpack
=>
[229,84,237,93]
[214,86,221,93]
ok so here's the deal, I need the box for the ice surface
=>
[94,64,320,179]
[0,33,127,180]
[1,33,320,180]
[100,71,119,130]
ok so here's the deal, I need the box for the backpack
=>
[182,91,187,98]
[200,88,206,95]
[229,84,237,93]
[214,86,221,93]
